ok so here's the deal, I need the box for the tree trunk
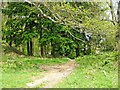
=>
[3,45,26,56]
[76,44,80,57]
[44,45,47,57]
[9,41,12,47]
[109,0,116,21]
[117,1,120,26]
[40,26,44,57]
[50,25,56,57]
[41,45,44,57]
[51,42,55,57]
[29,39,33,56]
[116,1,120,51]
[27,40,33,56]
[27,41,30,56]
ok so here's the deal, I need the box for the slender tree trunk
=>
[27,41,30,56]
[50,26,55,57]
[116,1,120,51]
[51,42,55,57]
[76,43,80,57]
[51,38,56,57]
[29,21,33,56]
[40,26,44,57]
[109,0,116,21]
[9,41,12,47]
[41,45,44,57]
[29,39,33,56]
[44,45,47,57]
[117,1,120,26]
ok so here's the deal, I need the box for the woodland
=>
[1,0,120,88]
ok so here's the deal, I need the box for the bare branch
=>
[42,3,60,21]
[67,30,86,44]
[106,0,117,21]
[24,0,60,23]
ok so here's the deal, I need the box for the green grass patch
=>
[56,52,118,88]
[2,55,69,72]
[2,71,42,88]
[1,54,69,88]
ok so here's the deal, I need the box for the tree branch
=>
[42,3,61,21]
[24,0,60,23]
[67,30,86,44]
[101,19,117,25]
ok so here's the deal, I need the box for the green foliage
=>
[76,52,118,71]
[2,2,38,47]
[1,54,69,72]
[2,2,117,57]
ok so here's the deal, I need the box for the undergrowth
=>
[1,54,69,88]
[56,52,118,88]
[1,54,69,72]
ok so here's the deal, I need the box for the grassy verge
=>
[2,71,42,88]
[1,54,69,88]
[55,52,118,88]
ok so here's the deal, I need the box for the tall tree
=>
[116,1,120,51]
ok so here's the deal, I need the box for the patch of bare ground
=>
[26,60,78,88]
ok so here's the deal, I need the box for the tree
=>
[116,1,120,51]
[2,1,117,57]
[2,2,38,56]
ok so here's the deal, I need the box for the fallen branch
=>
[3,43,27,56]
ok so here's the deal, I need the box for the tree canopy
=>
[2,1,118,58]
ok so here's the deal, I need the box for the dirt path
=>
[26,60,77,88]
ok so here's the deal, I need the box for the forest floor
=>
[2,52,118,88]
[26,60,77,88]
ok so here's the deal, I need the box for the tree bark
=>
[9,41,12,47]
[3,45,26,56]
[27,21,34,56]
[118,1,120,26]
[116,1,120,51]
[76,47,80,57]
[40,25,44,57]
[29,39,33,56]
[51,43,55,57]
[76,43,80,57]
[27,41,30,56]
[109,0,116,21]
[116,2,120,39]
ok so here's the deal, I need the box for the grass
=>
[55,52,118,88]
[1,52,118,88]
[2,71,42,88]
[1,54,69,88]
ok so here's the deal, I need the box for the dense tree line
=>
[2,1,118,58]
